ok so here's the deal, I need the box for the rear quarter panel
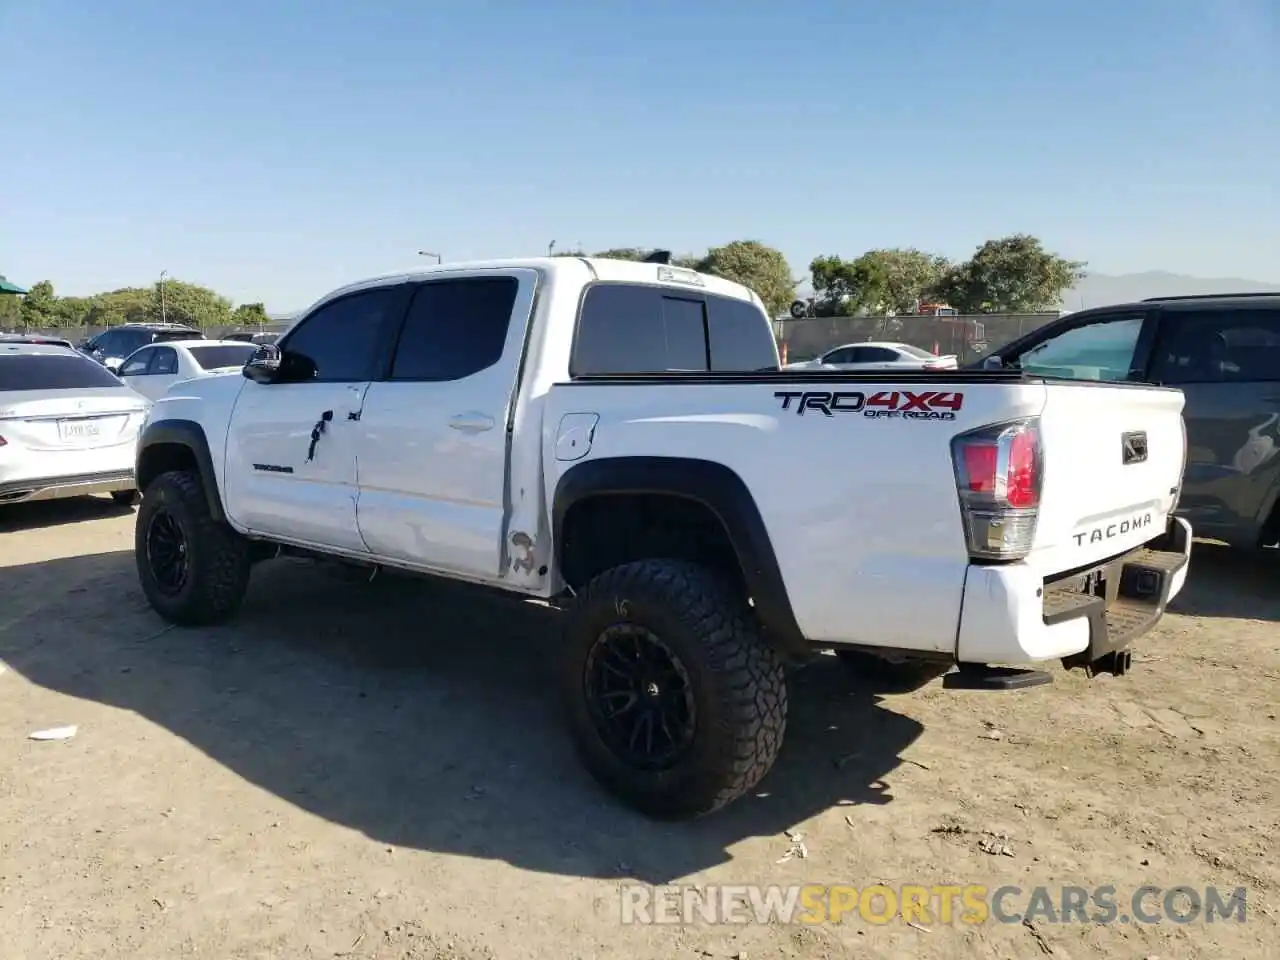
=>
[545,377,1049,651]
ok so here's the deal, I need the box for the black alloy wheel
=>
[145,508,190,596]
[584,624,696,771]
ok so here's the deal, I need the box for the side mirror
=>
[243,343,283,384]
[982,355,1003,370]
[105,360,123,375]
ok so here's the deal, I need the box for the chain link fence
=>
[773,313,1064,365]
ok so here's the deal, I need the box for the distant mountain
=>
[1062,272,1280,310]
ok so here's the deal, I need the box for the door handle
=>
[449,412,495,433]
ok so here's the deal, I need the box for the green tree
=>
[694,240,795,318]
[153,279,233,328]
[935,234,1085,313]
[230,302,271,327]
[851,249,951,314]
[19,280,58,328]
[808,254,889,317]
[54,296,95,326]
[592,247,651,261]
[0,294,19,329]
[85,287,154,326]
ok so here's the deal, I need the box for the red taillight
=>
[962,442,998,494]
[0,434,6,447]
[1006,429,1039,508]
[951,419,1043,561]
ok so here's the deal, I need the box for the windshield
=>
[0,354,126,391]
[189,344,256,370]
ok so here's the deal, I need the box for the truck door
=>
[354,269,538,581]
[223,284,409,552]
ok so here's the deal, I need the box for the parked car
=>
[0,333,75,349]
[973,292,1280,550]
[131,256,1190,819]
[116,339,259,402]
[224,331,279,345]
[785,340,958,371]
[0,340,148,505]
[78,323,205,371]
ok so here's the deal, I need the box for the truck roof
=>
[312,257,764,316]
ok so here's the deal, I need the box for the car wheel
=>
[561,559,787,819]
[135,470,252,626]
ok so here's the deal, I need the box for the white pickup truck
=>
[132,256,1192,819]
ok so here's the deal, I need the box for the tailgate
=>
[1032,382,1186,572]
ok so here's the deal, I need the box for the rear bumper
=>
[956,517,1192,666]
[0,469,135,504]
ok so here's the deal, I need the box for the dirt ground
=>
[1,498,1276,960]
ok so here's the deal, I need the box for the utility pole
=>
[159,270,168,323]
[417,250,442,264]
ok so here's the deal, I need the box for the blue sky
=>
[2,0,1276,312]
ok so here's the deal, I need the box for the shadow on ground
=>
[1167,541,1280,622]
[0,548,921,884]
[0,496,135,533]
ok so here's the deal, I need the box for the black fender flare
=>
[136,419,226,522]
[552,456,806,657]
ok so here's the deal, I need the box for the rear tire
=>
[111,489,141,507]
[561,559,787,820]
[135,470,252,626]
[836,649,951,692]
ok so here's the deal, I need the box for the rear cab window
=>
[0,352,126,390]
[571,283,778,375]
[189,344,258,371]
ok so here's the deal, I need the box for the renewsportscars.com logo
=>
[619,883,1249,927]
[775,390,965,421]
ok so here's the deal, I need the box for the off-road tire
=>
[135,469,252,626]
[561,559,787,820]
[836,649,952,693]
[110,489,141,507]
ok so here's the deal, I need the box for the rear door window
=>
[389,277,519,381]
[572,284,774,375]
[859,347,901,363]
[119,348,155,376]
[1151,308,1280,383]
[188,344,257,371]
[150,347,178,375]
[0,354,126,390]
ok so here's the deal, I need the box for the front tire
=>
[561,559,787,820]
[135,470,252,626]
[110,489,141,507]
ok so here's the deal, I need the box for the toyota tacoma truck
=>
[131,256,1192,819]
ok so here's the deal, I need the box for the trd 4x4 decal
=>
[774,390,964,421]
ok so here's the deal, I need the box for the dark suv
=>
[975,292,1280,550]
[79,323,204,369]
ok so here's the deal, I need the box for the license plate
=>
[59,419,103,442]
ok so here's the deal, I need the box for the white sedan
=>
[784,341,958,372]
[115,339,260,401]
[0,340,149,505]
